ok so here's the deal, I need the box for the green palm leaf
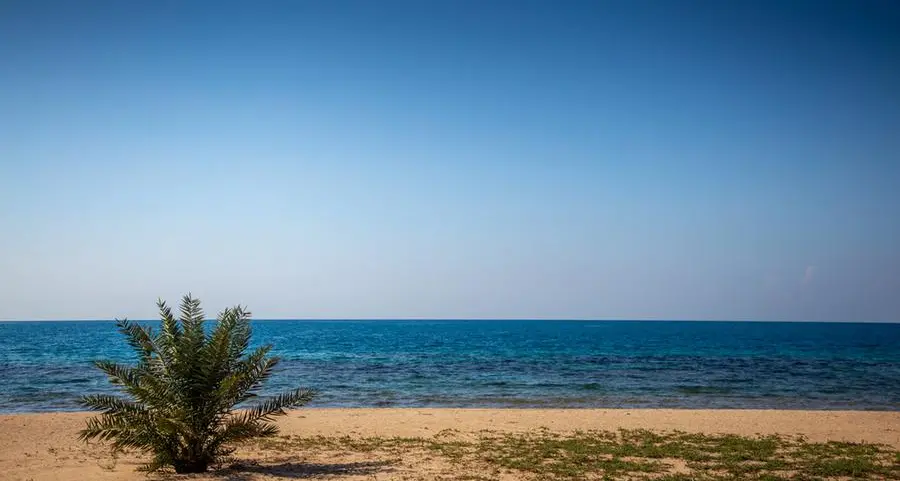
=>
[79,295,315,473]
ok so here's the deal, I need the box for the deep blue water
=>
[0,320,898,412]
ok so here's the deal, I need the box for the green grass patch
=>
[249,429,900,480]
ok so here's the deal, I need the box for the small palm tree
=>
[79,295,315,473]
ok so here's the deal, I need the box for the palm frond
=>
[82,295,315,473]
[116,319,156,364]
[227,306,252,362]
[92,360,140,387]
[80,394,146,416]
[214,346,277,409]
[236,388,317,425]
[215,418,279,446]
[80,410,159,448]
[157,298,181,357]
[178,293,205,331]
[203,306,240,378]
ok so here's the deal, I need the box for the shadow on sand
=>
[215,460,394,480]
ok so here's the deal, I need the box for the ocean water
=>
[0,320,898,413]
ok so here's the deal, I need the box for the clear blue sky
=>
[1,1,898,321]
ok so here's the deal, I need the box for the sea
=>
[0,320,898,413]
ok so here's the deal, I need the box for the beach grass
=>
[244,428,900,480]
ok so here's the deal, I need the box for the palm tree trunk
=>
[173,459,208,473]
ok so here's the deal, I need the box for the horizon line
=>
[0,318,897,324]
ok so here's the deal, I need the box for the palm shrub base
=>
[79,295,315,473]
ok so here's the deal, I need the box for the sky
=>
[1,0,898,321]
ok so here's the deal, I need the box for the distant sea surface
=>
[1,320,898,413]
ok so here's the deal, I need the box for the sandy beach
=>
[1,408,898,480]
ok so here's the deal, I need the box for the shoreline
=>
[3,408,899,444]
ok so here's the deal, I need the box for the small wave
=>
[579,382,604,391]
[676,385,734,395]
[53,377,94,384]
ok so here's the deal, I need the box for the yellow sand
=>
[1,409,898,480]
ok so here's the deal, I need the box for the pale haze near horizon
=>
[1,1,898,322]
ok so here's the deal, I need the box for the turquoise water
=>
[0,320,898,412]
